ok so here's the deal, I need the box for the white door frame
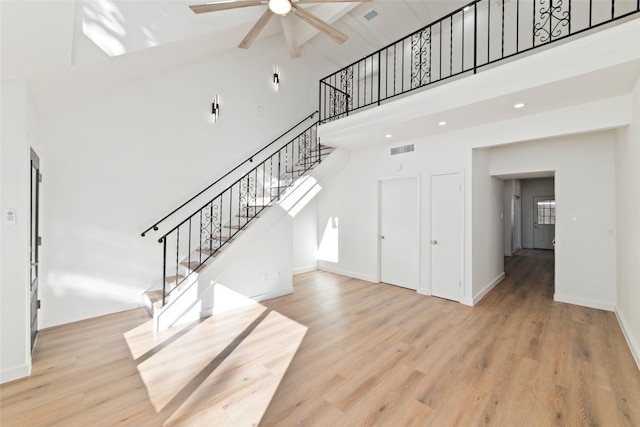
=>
[424,170,465,299]
[376,175,421,289]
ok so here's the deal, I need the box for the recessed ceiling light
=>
[514,102,525,109]
[438,121,447,126]
[385,134,393,138]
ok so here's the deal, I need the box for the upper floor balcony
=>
[318,0,640,143]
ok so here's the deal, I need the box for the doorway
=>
[379,177,419,290]
[533,196,556,250]
[429,172,462,301]
[30,148,40,351]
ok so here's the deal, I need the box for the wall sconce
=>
[211,95,220,123]
[273,67,280,92]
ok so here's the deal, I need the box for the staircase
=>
[141,113,338,331]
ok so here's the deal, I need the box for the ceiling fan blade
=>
[295,0,371,2]
[190,1,264,14]
[290,4,348,45]
[280,15,301,58]
[239,9,274,49]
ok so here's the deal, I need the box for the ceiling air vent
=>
[364,10,378,21]
[390,144,415,156]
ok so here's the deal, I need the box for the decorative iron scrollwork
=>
[411,27,432,88]
[340,67,354,112]
[534,0,570,44]
[201,202,221,251]
[297,130,312,166]
[240,175,256,209]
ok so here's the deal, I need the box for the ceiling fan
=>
[189,0,371,58]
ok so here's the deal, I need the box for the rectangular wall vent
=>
[364,10,378,21]
[390,144,415,156]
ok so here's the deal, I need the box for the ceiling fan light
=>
[268,0,291,15]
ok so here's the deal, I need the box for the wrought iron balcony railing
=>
[319,0,640,123]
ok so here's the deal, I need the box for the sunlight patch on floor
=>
[123,285,307,424]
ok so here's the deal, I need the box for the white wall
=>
[615,78,640,368]
[521,177,555,249]
[471,149,505,303]
[216,215,293,300]
[318,97,623,313]
[292,197,318,274]
[33,36,329,328]
[0,78,40,382]
[490,132,617,311]
[316,138,489,303]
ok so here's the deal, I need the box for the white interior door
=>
[380,178,418,290]
[430,173,461,301]
[533,196,555,250]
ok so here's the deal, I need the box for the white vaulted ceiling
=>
[0,1,468,113]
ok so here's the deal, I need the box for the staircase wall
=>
[33,37,333,329]
[155,148,349,329]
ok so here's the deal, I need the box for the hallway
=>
[261,249,639,425]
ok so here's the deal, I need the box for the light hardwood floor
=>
[2,250,639,426]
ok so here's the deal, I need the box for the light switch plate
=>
[6,210,16,225]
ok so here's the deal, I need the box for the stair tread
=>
[165,275,185,286]
[179,260,208,273]
[224,224,246,230]
[146,290,163,303]
[198,248,217,256]
[310,147,333,153]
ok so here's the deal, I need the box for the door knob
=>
[381,235,385,239]
[431,240,438,245]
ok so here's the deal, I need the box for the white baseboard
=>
[197,286,293,312]
[39,303,140,329]
[615,308,640,371]
[553,294,615,312]
[292,265,318,275]
[1,363,31,384]
[252,287,294,302]
[318,264,377,283]
[460,297,474,307]
[468,272,505,306]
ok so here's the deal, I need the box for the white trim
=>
[472,272,506,305]
[553,293,615,312]
[318,264,377,283]
[293,265,318,275]
[615,308,640,371]
[460,297,474,307]
[251,287,294,302]
[1,363,31,384]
